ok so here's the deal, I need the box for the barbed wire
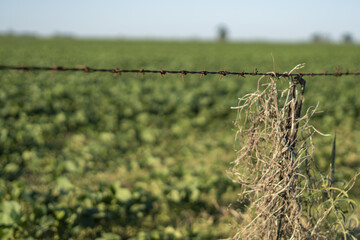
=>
[0,65,359,78]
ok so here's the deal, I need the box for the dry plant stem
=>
[231,65,359,239]
[232,73,310,239]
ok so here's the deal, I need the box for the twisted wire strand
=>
[0,65,359,78]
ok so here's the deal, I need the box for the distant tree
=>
[311,33,322,43]
[217,25,228,42]
[311,32,331,43]
[2,29,15,37]
[342,33,353,44]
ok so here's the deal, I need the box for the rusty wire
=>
[0,65,359,78]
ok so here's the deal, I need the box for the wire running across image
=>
[0,65,359,78]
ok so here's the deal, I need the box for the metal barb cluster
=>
[0,65,359,78]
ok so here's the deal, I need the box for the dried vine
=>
[231,64,359,239]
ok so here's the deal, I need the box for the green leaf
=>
[150,231,160,240]
[0,228,14,239]
[168,189,181,203]
[64,160,77,172]
[54,210,66,220]
[4,163,19,174]
[190,188,200,202]
[115,188,132,202]
[96,232,122,240]
[110,182,132,202]
[129,203,145,213]
[0,200,23,226]
[56,176,74,190]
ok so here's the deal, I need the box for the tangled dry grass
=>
[230,64,359,240]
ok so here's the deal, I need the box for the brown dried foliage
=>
[230,64,359,239]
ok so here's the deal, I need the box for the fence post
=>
[276,76,305,239]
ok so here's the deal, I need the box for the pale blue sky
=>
[1,0,359,42]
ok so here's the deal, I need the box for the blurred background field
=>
[0,36,360,239]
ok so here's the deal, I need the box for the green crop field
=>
[0,36,359,239]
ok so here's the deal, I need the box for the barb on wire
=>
[0,65,359,78]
